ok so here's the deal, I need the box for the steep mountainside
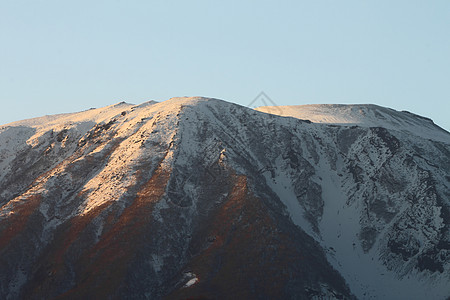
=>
[0,97,449,299]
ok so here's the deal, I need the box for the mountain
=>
[256,104,449,142]
[0,97,449,299]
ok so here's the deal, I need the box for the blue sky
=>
[1,1,449,130]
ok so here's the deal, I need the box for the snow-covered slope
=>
[0,98,449,299]
[256,104,449,142]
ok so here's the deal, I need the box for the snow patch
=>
[183,272,199,288]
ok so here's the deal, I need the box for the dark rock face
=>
[166,176,349,300]
[0,98,449,299]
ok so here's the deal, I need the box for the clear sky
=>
[1,1,449,131]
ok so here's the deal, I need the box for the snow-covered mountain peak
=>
[2,102,133,129]
[0,97,449,299]
[256,104,449,143]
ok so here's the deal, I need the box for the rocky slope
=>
[0,97,449,299]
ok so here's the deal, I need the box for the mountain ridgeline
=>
[0,97,449,299]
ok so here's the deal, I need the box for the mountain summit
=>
[1,97,449,299]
